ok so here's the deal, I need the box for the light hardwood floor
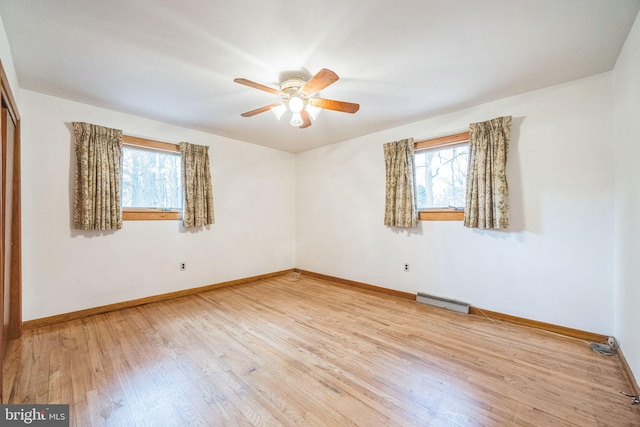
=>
[3,274,639,426]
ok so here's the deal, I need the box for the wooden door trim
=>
[0,63,19,123]
[8,115,20,339]
[0,60,21,340]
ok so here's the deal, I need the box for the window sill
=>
[123,209,182,221]
[418,209,464,221]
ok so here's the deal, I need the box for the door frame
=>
[0,58,22,403]
[0,59,21,340]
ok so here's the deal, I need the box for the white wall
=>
[20,90,296,320]
[296,73,615,335]
[613,11,640,384]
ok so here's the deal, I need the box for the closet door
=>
[1,107,15,346]
[0,108,5,403]
[0,108,4,402]
[0,105,19,403]
[0,59,22,404]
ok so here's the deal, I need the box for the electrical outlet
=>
[180,263,186,270]
[404,263,409,272]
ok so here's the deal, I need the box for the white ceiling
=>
[1,1,639,153]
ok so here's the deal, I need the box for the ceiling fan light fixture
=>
[288,96,304,113]
[235,68,359,129]
[290,112,303,127]
[271,103,287,120]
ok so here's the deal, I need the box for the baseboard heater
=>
[416,292,470,314]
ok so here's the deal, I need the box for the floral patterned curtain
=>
[464,116,512,229]
[72,122,123,230]
[384,138,417,227]
[180,142,215,227]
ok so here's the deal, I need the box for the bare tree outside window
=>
[415,145,468,209]
[122,146,182,209]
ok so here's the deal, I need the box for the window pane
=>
[415,145,468,209]
[122,146,182,209]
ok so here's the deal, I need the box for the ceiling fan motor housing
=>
[280,77,306,96]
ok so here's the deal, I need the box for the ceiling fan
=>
[233,68,359,128]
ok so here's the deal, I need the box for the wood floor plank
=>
[4,274,640,426]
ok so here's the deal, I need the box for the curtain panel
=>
[72,122,123,230]
[180,142,215,227]
[464,116,512,229]
[383,138,417,228]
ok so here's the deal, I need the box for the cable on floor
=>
[619,390,640,405]
[590,336,619,356]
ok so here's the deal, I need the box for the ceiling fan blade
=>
[308,97,360,114]
[299,68,339,97]
[240,102,283,117]
[299,110,312,128]
[234,78,283,96]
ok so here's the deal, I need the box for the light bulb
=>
[270,104,287,120]
[290,112,303,127]
[288,96,304,113]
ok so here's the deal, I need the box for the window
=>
[121,135,182,221]
[414,132,469,221]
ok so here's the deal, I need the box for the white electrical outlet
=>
[404,263,409,272]
[180,263,186,270]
